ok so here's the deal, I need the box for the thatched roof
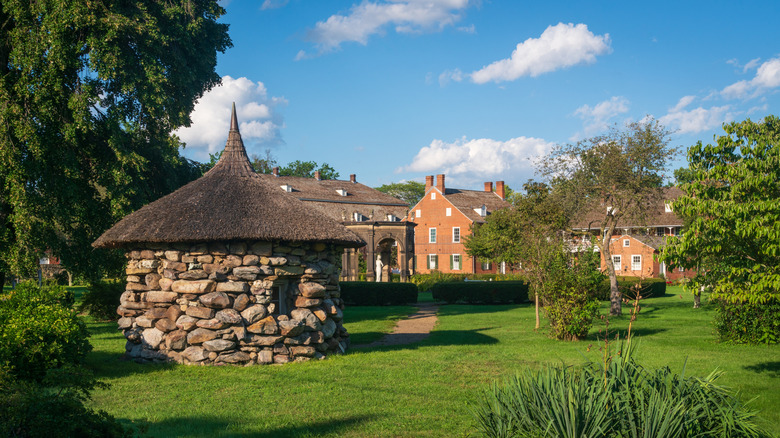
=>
[93,105,365,249]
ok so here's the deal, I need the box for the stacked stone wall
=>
[117,240,348,365]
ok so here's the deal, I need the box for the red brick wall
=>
[600,235,659,278]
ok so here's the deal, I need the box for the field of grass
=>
[80,285,779,437]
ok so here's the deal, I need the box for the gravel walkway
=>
[352,302,440,348]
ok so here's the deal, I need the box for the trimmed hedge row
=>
[595,277,667,301]
[411,271,527,292]
[340,282,419,306]
[431,281,529,304]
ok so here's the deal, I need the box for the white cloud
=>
[438,68,464,86]
[660,104,734,135]
[572,96,630,138]
[670,95,696,113]
[299,0,472,57]
[260,0,288,10]
[721,56,780,99]
[399,135,554,186]
[175,76,287,160]
[470,23,611,84]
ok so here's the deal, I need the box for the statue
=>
[375,255,383,282]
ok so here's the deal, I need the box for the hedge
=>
[340,282,419,306]
[411,271,527,292]
[431,281,529,304]
[595,277,667,301]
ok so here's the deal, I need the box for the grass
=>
[78,286,780,437]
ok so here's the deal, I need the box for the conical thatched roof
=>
[93,105,365,249]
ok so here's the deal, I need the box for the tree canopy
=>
[661,116,780,306]
[0,0,231,281]
[374,181,426,207]
[542,117,677,315]
[279,160,339,179]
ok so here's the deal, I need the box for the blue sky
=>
[176,0,780,191]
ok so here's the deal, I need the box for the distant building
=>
[570,187,694,281]
[407,174,509,275]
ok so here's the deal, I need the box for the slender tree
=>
[542,118,676,315]
[0,0,231,281]
[279,160,340,179]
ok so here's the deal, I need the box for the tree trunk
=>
[599,232,622,316]
[534,292,540,329]
[67,270,73,287]
[0,271,5,290]
[693,286,702,309]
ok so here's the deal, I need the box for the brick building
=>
[407,174,509,274]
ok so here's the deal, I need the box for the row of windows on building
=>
[611,254,684,273]
[428,227,460,243]
[423,254,506,272]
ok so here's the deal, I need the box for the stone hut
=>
[93,106,365,365]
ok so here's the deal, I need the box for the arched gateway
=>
[93,105,364,365]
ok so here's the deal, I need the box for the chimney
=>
[272,167,279,177]
[314,170,321,181]
[484,182,493,193]
[425,175,434,192]
[496,181,505,200]
[435,174,445,193]
[350,174,356,183]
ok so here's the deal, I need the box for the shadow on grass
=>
[437,303,529,317]
[132,414,375,437]
[350,328,498,353]
[86,350,178,380]
[342,305,418,325]
[584,327,667,342]
[744,361,780,378]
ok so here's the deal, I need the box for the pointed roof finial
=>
[230,102,239,132]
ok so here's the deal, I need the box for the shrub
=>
[431,281,529,304]
[714,299,780,344]
[473,341,771,438]
[0,282,90,381]
[411,271,527,292]
[340,282,418,306]
[80,279,124,321]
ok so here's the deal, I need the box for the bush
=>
[411,271,527,292]
[714,299,780,344]
[473,341,771,438]
[340,282,418,306]
[431,281,529,304]
[0,282,90,381]
[595,277,667,301]
[80,279,124,321]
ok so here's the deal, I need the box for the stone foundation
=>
[117,241,348,365]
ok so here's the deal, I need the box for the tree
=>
[542,118,676,315]
[0,0,230,282]
[661,116,780,342]
[279,160,339,179]
[250,149,278,174]
[375,181,426,206]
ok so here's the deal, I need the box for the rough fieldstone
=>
[142,328,164,349]
[145,273,162,289]
[286,255,301,266]
[139,250,155,259]
[290,346,316,357]
[257,349,273,364]
[144,307,167,319]
[218,351,251,363]
[144,291,178,303]
[216,281,249,293]
[166,330,188,350]
[203,339,236,352]
[200,291,231,309]
[322,318,337,338]
[135,315,155,328]
[215,308,242,324]
[118,317,134,330]
[247,316,278,335]
[176,315,199,331]
[233,266,261,280]
[273,344,289,355]
[233,294,251,311]
[273,354,291,364]
[268,257,287,266]
[229,242,247,255]
[179,270,208,280]
[203,263,230,275]
[285,333,312,345]
[276,266,304,276]
[119,301,151,310]
[279,319,305,337]
[312,242,327,252]
[243,335,283,346]
[299,282,327,298]
[159,277,174,291]
[181,255,196,263]
[197,254,214,264]
[126,282,149,291]
[155,318,178,333]
[138,259,158,269]
[242,254,259,266]
[185,306,215,319]
[163,260,186,271]
[187,328,218,344]
[295,296,322,308]
[240,304,267,325]
[126,275,141,283]
[291,308,322,331]
[164,250,181,261]
[312,307,328,322]
[250,241,273,256]
[182,346,208,362]
[164,305,183,322]
[222,255,243,268]
[171,280,215,294]
[127,266,153,275]
[196,318,226,330]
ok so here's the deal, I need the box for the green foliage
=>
[713,299,780,344]
[662,116,780,312]
[0,0,231,280]
[431,281,529,305]
[374,180,426,206]
[250,149,279,174]
[0,282,90,381]
[79,279,124,321]
[473,341,771,438]
[541,250,604,340]
[340,282,418,306]
[279,160,339,179]
[594,277,667,301]
[410,272,526,292]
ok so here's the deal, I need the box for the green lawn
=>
[83,286,780,437]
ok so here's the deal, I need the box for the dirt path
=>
[352,302,440,348]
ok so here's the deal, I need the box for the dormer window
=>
[336,189,348,197]
[664,202,673,213]
[607,206,616,215]
[473,205,487,217]
[280,184,292,192]
[386,214,399,221]
[353,212,364,222]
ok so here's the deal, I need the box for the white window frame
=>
[415,209,421,218]
[429,227,437,243]
[612,255,622,272]
[481,261,491,270]
[445,207,451,216]
[631,255,642,271]
[623,239,630,247]
[665,202,673,213]
[452,227,460,243]
[431,192,436,200]
[452,254,461,270]
[428,254,438,270]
